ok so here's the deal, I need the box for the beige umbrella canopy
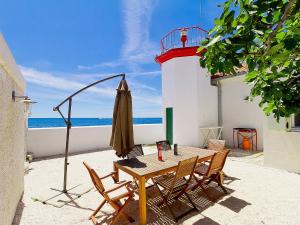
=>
[110,79,134,158]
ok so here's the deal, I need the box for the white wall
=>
[27,124,163,158]
[0,34,25,225]
[264,117,300,173]
[220,75,264,150]
[161,56,218,147]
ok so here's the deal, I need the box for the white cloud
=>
[128,70,161,76]
[78,0,159,71]
[21,66,161,105]
[77,60,124,70]
[21,66,115,97]
[122,0,158,60]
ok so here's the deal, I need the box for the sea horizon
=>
[28,117,162,128]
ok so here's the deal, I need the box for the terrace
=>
[14,147,300,225]
[1,2,300,225]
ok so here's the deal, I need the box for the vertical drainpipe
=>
[217,80,222,137]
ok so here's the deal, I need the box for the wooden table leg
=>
[219,171,224,184]
[139,176,147,225]
[113,162,119,183]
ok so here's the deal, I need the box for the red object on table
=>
[233,128,257,151]
[158,144,163,161]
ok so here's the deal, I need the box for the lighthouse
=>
[155,26,218,147]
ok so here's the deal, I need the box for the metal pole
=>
[63,98,72,192]
[53,73,125,192]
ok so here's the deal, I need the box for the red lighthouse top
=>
[155,26,207,64]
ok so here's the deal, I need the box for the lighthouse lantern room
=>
[155,26,218,147]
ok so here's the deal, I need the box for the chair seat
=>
[194,163,209,175]
[152,173,187,191]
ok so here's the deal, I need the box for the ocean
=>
[28,118,162,128]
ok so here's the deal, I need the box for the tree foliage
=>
[199,0,300,120]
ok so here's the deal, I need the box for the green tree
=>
[199,0,300,120]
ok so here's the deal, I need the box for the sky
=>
[0,0,224,118]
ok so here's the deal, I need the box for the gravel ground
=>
[13,147,300,225]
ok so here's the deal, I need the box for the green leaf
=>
[253,29,264,35]
[198,0,300,121]
[206,35,222,47]
[225,11,235,24]
[265,43,284,56]
[273,10,281,22]
[245,71,258,82]
[284,38,298,50]
[225,38,232,44]
[275,31,285,41]
[197,46,205,53]
[239,14,249,23]
[214,19,223,26]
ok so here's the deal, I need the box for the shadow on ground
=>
[86,182,248,225]
[12,195,25,225]
[219,196,251,213]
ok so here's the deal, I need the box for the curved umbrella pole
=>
[53,73,125,193]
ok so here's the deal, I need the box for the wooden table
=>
[113,147,215,225]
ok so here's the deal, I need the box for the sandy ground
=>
[13,147,300,225]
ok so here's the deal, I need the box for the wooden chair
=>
[156,140,171,151]
[127,144,144,159]
[207,139,229,179]
[207,139,226,151]
[83,162,135,225]
[192,149,230,201]
[152,157,199,222]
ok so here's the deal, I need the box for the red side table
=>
[233,128,257,151]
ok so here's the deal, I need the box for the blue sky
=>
[0,0,223,118]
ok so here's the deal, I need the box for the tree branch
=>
[288,74,300,85]
[264,0,297,50]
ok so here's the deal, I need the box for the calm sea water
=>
[28,118,162,128]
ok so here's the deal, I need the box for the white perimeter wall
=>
[0,33,25,225]
[220,75,264,150]
[161,56,218,147]
[264,117,300,173]
[27,124,163,158]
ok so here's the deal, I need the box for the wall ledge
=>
[289,127,300,133]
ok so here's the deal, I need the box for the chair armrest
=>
[104,181,132,194]
[99,172,117,180]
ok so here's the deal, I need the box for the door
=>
[166,107,173,144]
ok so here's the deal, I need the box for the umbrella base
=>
[32,184,93,208]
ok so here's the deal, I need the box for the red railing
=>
[160,26,208,54]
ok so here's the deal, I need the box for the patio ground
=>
[14,147,300,225]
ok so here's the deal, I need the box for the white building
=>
[0,33,26,225]
[155,26,300,173]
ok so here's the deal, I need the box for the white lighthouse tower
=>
[155,26,218,147]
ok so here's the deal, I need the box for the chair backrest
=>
[163,156,198,198]
[175,156,199,179]
[156,140,171,151]
[127,144,144,159]
[165,157,198,199]
[207,139,226,151]
[83,162,105,194]
[206,149,230,177]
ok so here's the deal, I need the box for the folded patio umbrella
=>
[110,79,134,158]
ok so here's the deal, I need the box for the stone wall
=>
[0,33,26,225]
